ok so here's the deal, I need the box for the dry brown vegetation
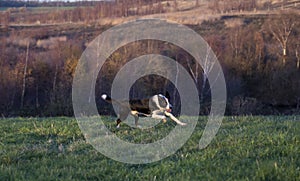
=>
[0,0,299,116]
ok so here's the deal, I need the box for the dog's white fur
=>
[101,94,107,100]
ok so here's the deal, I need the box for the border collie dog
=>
[101,94,186,128]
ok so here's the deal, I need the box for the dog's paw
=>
[179,122,187,126]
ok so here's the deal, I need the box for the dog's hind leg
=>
[134,116,139,127]
[116,108,130,128]
[130,111,140,127]
[116,118,122,128]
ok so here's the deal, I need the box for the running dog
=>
[101,94,186,128]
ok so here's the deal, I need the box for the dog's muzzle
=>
[166,108,172,113]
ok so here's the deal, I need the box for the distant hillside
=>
[1,0,299,26]
[0,0,99,8]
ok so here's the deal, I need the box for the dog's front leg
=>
[151,110,166,120]
[151,114,166,120]
[164,112,187,126]
[150,112,167,124]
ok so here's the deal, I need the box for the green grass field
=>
[1,116,300,180]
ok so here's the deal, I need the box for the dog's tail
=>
[101,94,112,103]
[101,94,127,108]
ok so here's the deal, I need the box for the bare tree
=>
[296,44,300,69]
[21,42,30,109]
[195,0,200,8]
[173,0,178,11]
[267,12,296,65]
[2,11,10,29]
[53,53,60,92]
[254,31,264,68]
[281,0,287,10]
[229,27,243,58]
[209,0,220,13]
[251,0,257,11]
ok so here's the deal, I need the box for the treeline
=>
[0,11,300,117]
[0,0,104,8]
[0,0,170,25]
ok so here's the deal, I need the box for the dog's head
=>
[157,94,172,113]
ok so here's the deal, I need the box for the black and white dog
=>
[101,94,186,128]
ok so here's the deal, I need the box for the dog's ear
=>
[165,91,171,101]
